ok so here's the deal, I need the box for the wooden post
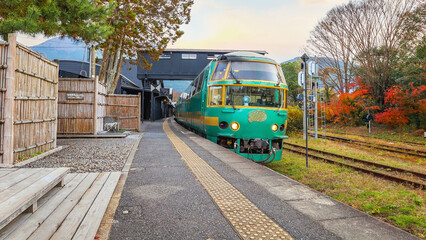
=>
[137,92,141,132]
[93,77,98,135]
[3,33,16,165]
[90,46,96,79]
[53,61,59,148]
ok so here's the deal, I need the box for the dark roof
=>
[58,59,141,89]
[154,48,268,55]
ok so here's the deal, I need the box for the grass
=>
[268,136,426,238]
[288,136,426,170]
[17,150,46,163]
[327,123,426,145]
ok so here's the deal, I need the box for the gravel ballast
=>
[24,135,140,173]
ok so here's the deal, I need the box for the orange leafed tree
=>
[375,83,426,128]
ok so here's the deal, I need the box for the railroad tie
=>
[163,119,293,240]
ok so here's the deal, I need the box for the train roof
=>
[220,51,277,64]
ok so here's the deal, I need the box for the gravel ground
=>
[24,135,140,173]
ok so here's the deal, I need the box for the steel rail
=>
[285,142,426,179]
[311,134,426,158]
[324,131,425,147]
[283,144,425,189]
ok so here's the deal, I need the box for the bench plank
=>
[27,173,99,240]
[72,172,121,240]
[0,168,41,192]
[0,168,69,230]
[0,169,17,179]
[0,169,56,202]
[51,173,110,240]
[4,173,88,240]
[0,174,79,239]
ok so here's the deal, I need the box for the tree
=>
[375,83,426,128]
[99,0,193,93]
[281,62,299,104]
[318,66,338,103]
[0,0,194,94]
[0,0,111,42]
[307,4,355,94]
[307,0,422,107]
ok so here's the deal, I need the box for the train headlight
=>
[271,124,279,132]
[230,122,240,131]
[280,124,285,132]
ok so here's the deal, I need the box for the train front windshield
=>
[225,86,284,108]
[212,61,285,84]
[227,61,282,82]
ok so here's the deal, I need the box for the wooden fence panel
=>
[13,44,58,161]
[58,79,141,134]
[0,33,58,164]
[0,42,8,164]
[58,78,95,134]
[105,94,141,131]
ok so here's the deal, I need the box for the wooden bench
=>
[0,171,121,240]
[0,168,69,230]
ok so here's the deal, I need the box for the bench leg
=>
[55,179,65,187]
[25,202,38,213]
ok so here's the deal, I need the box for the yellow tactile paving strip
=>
[163,120,293,240]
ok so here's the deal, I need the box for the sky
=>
[16,0,350,63]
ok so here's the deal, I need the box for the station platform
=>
[109,119,418,240]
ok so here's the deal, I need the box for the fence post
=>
[138,92,141,132]
[3,33,16,165]
[93,77,98,135]
[53,61,59,148]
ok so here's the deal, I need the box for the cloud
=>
[301,0,346,5]
[171,0,350,62]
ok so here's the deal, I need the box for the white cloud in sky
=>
[170,0,350,62]
[15,0,350,63]
[16,33,52,47]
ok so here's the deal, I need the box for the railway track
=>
[310,134,426,158]
[283,142,426,189]
[326,131,425,147]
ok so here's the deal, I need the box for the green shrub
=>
[286,106,303,134]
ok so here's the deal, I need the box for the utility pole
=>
[301,54,309,168]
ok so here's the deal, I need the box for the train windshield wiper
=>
[228,92,236,110]
[276,73,282,87]
[229,67,241,84]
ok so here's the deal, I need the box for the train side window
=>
[212,62,228,80]
[208,86,223,106]
[284,89,288,109]
[189,84,195,98]
[196,71,205,92]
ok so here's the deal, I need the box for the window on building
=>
[182,53,197,59]
[159,53,171,59]
[207,54,221,60]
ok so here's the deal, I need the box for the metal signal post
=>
[301,54,309,168]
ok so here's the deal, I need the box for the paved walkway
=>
[109,120,418,240]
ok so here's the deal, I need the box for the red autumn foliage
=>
[375,83,426,128]
[326,78,378,125]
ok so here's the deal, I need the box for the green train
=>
[175,52,288,163]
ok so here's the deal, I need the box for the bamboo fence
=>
[105,94,141,131]
[58,78,141,135]
[0,34,58,165]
